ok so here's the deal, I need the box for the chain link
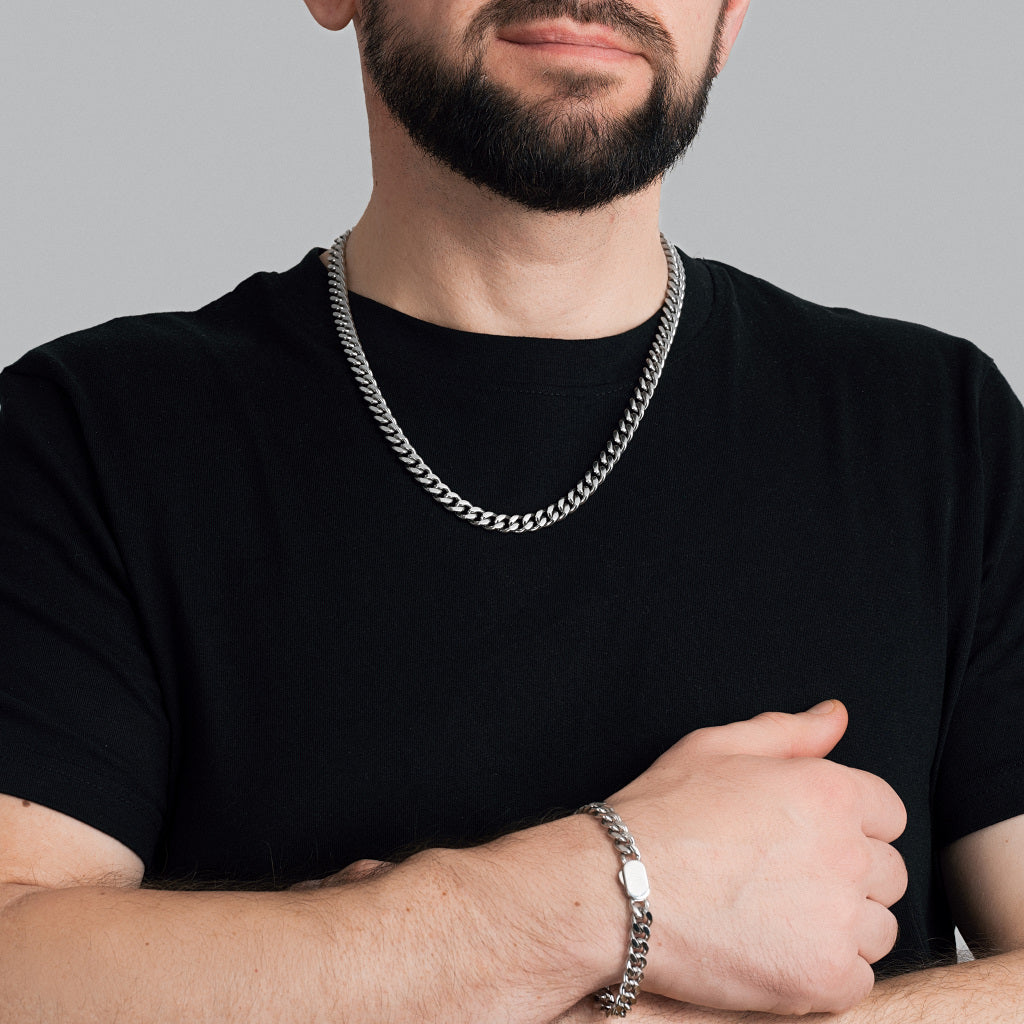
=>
[326,231,685,532]
[578,802,653,1017]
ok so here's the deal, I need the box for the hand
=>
[603,701,906,1016]
[289,859,393,890]
[551,993,825,1023]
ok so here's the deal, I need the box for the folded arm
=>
[0,704,912,1022]
[0,798,616,1024]
[556,813,1024,1023]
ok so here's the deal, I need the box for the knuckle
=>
[768,992,814,1017]
[783,952,849,1014]
[680,725,716,752]
[828,893,864,936]
[792,764,858,820]
[819,766,860,806]
[815,946,869,1012]
[892,794,909,834]
[886,844,909,893]
[819,958,851,996]
[883,910,900,953]
[827,960,875,1013]
[749,957,813,1016]
[795,756,845,791]
[873,843,908,902]
[754,710,793,730]
[874,782,908,839]
[773,933,854,1012]
[896,854,909,897]
[837,840,873,881]
[760,933,866,1016]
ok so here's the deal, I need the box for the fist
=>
[606,701,907,1015]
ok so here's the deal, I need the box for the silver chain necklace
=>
[326,230,686,533]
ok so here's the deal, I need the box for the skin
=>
[306,0,750,339]
[301,2,1024,1017]
[305,703,907,1013]
[330,821,1024,1024]
[1,1,1022,1020]
[0,704,911,1020]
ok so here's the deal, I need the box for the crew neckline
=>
[262,245,715,388]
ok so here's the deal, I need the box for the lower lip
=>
[501,39,641,63]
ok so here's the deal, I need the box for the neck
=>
[331,105,671,340]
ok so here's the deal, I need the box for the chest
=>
[151,406,954,882]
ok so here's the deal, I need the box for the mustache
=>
[465,0,677,60]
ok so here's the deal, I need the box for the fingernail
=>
[807,699,836,715]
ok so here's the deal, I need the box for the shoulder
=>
[4,249,330,387]
[1,249,332,423]
[698,256,993,381]
[688,258,1007,430]
[9,308,225,388]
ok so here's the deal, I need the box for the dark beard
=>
[360,0,724,213]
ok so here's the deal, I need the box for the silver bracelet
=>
[577,802,652,1017]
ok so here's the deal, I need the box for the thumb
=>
[697,700,849,760]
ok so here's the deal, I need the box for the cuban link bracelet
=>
[577,802,652,1017]
[326,231,686,533]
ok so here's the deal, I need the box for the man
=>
[0,0,1022,1020]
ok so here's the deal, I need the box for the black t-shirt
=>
[2,247,1024,974]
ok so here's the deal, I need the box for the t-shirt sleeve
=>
[0,364,169,867]
[934,358,1024,846]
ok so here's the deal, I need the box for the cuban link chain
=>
[577,802,653,1017]
[326,231,685,533]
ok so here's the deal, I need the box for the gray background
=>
[2,1,1021,387]
[2,0,1015,957]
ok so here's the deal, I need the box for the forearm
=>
[838,951,1024,1023]
[0,819,621,1024]
[0,881,348,1023]
[555,949,1024,1023]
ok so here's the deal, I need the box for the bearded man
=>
[0,1,1022,1021]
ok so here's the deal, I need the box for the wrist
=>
[454,813,635,1006]
[576,803,653,1016]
